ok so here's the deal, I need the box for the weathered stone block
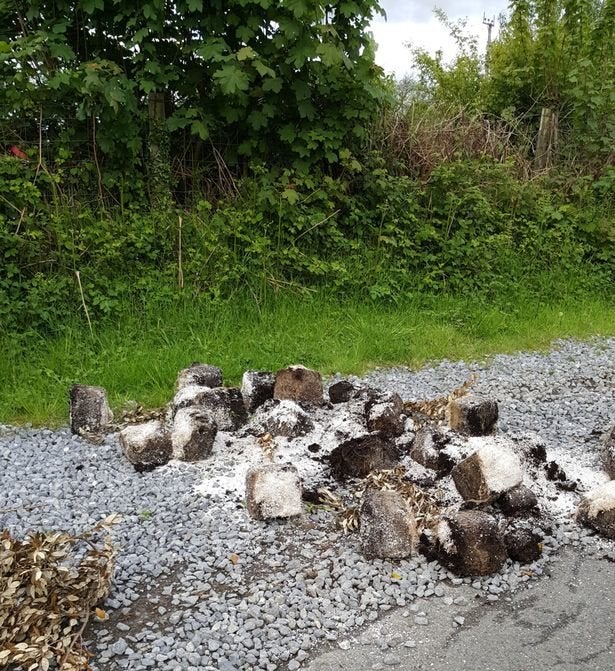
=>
[601,425,615,479]
[69,384,113,435]
[241,371,275,413]
[171,407,217,461]
[365,391,405,438]
[434,510,507,576]
[498,484,538,515]
[252,400,314,439]
[176,363,223,390]
[328,380,360,404]
[119,420,172,470]
[410,426,455,473]
[447,394,498,436]
[245,463,303,520]
[329,434,399,479]
[504,528,542,563]
[172,385,247,431]
[577,481,615,539]
[452,442,523,502]
[360,489,418,559]
[274,365,323,405]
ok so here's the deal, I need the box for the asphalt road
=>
[305,550,615,671]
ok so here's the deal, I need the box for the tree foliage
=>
[0,0,386,187]
[486,0,615,164]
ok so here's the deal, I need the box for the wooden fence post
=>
[534,107,558,171]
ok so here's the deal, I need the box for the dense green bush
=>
[2,155,612,333]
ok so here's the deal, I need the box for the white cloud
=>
[371,1,507,78]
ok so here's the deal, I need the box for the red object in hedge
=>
[9,145,28,159]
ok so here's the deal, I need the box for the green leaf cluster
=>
[0,0,386,183]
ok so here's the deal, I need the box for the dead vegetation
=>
[77,402,166,445]
[0,515,119,671]
[319,465,442,535]
[403,373,477,427]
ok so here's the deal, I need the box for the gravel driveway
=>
[1,337,614,671]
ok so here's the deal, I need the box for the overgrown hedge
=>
[1,155,613,333]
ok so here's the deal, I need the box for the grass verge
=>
[1,288,614,426]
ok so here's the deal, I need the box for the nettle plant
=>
[0,0,387,189]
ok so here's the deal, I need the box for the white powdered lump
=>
[250,400,314,439]
[245,463,303,520]
[434,511,507,576]
[171,407,217,461]
[171,385,247,431]
[69,384,113,435]
[360,489,418,559]
[452,439,523,502]
[119,420,172,469]
[577,480,615,539]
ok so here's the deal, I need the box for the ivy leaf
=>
[197,38,230,63]
[253,60,275,78]
[187,0,203,11]
[262,77,283,93]
[213,64,250,94]
[82,0,104,14]
[284,0,309,18]
[248,110,267,130]
[191,120,209,140]
[237,46,257,62]
[279,126,296,143]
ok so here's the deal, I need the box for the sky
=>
[371,0,509,78]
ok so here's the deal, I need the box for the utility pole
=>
[482,13,495,48]
[483,13,495,73]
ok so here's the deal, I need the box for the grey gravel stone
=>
[110,638,128,656]
[383,653,402,666]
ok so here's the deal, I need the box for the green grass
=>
[1,288,614,426]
